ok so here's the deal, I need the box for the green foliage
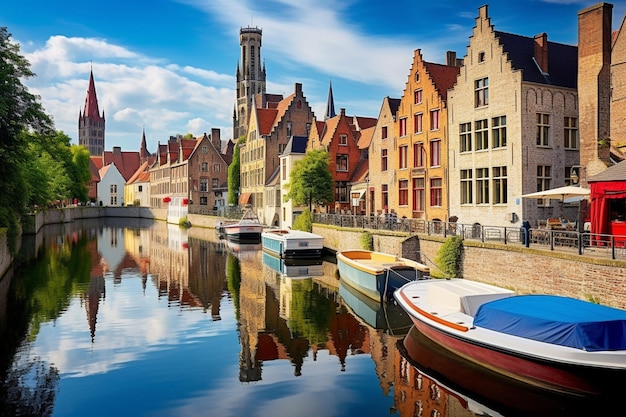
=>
[0,27,54,253]
[133,199,141,206]
[359,232,374,251]
[292,208,312,232]
[284,149,334,211]
[228,136,245,205]
[434,236,463,278]
[178,217,191,228]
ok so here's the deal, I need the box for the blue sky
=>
[4,0,626,152]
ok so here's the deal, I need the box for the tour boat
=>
[261,228,324,259]
[394,278,626,394]
[222,207,263,241]
[336,249,429,302]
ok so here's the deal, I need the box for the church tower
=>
[78,69,105,156]
[233,26,266,140]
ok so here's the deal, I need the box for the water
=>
[0,218,619,416]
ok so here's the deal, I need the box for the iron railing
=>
[313,213,626,260]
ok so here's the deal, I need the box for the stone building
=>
[447,5,579,228]
[239,83,315,223]
[78,69,105,156]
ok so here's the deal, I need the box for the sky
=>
[4,0,626,153]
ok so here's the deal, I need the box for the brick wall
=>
[313,224,626,309]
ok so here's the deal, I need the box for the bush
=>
[179,217,191,229]
[293,208,312,232]
[359,232,373,251]
[434,236,463,278]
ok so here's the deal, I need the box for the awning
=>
[239,193,251,205]
[350,189,366,199]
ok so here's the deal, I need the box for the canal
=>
[0,218,619,416]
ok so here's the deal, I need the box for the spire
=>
[140,127,148,159]
[325,80,336,119]
[83,69,101,120]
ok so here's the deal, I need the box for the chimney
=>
[211,128,221,150]
[446,51,460,67]
[534,33,548,74]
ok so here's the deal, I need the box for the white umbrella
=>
[521,185,590,201]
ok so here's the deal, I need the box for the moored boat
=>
[394,278,626,394]
[336,249,429,302]
[223,207,264,241]
[261,229,324,259]
[262,251,324,278]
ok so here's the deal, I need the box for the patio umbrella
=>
[521,185,590,201]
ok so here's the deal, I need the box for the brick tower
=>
[234,26,266,141]
[78,68,105,156]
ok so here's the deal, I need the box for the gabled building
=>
[125,161,151,207]
[309,108,376,213]
[187,129,229,211]
[278,135,308,228]
[447,5,579,228]
[367,96,401,216]
[239,83,315,223]
[394,49,460,222]
[97,162,125,206]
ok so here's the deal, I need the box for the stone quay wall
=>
[313,224,626,310]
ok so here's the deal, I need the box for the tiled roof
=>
[352,116,377,130]
[283,136,308,155]
[588,160,626,182]
[126,161,150,184]
[357,126,374,150]
[103,150,141,182]
[495,31,577,88]
[423,61,460,101]
[350,157,368,183]
[257,108,279,135]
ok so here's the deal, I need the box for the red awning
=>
[239,193,251,205]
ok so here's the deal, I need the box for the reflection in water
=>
[3,218,617,416]
[395,326,621,417]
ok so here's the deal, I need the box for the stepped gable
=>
[494,31,578,88]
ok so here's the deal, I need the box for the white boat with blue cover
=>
[261,229,323,259]
[394,278,626,394]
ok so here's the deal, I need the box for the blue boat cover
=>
[474,295,626,351]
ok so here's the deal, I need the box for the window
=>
[414,113,423,134]
[430,109,440,131]
[478,51,485,63]
[430,178,442,207]
[200,178,208,192]
[492,116,507,148]
[399,180,409,206]
[214,164,221,173]
[413,143,425,167]
[414,89,422,105]
[475,119,489,150]
[202,146,208,153]
[212,178,219,188]
[339,134,348,145]
[336,154,348,172]
[282,159,287,180]
[382,126,388,139]
[200,196,208,205]
[110,184,117,194]
[413,178,425,213]
[564,117,578,149]
[382,184,389,209]
[399,117,408,137]
[476,168,489,204]
[537,165,552,206]
[138,185,143,192]
[381,149,388,171]
[475,77,489,107]
[460,122,472,152]
[201,162,208,172]
[414,72,420,82]
[492,166,507,204]
[536,113,550,146]
[460,169,473,204]
[110,196,117,205]
[399,145,408,169]
[430,140,441,167]
[335,181,348,202]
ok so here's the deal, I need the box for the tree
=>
[0,27,54,253]
[228,136,245,206]
[284,149,334,211]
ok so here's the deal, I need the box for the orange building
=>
[393,50,461,221]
